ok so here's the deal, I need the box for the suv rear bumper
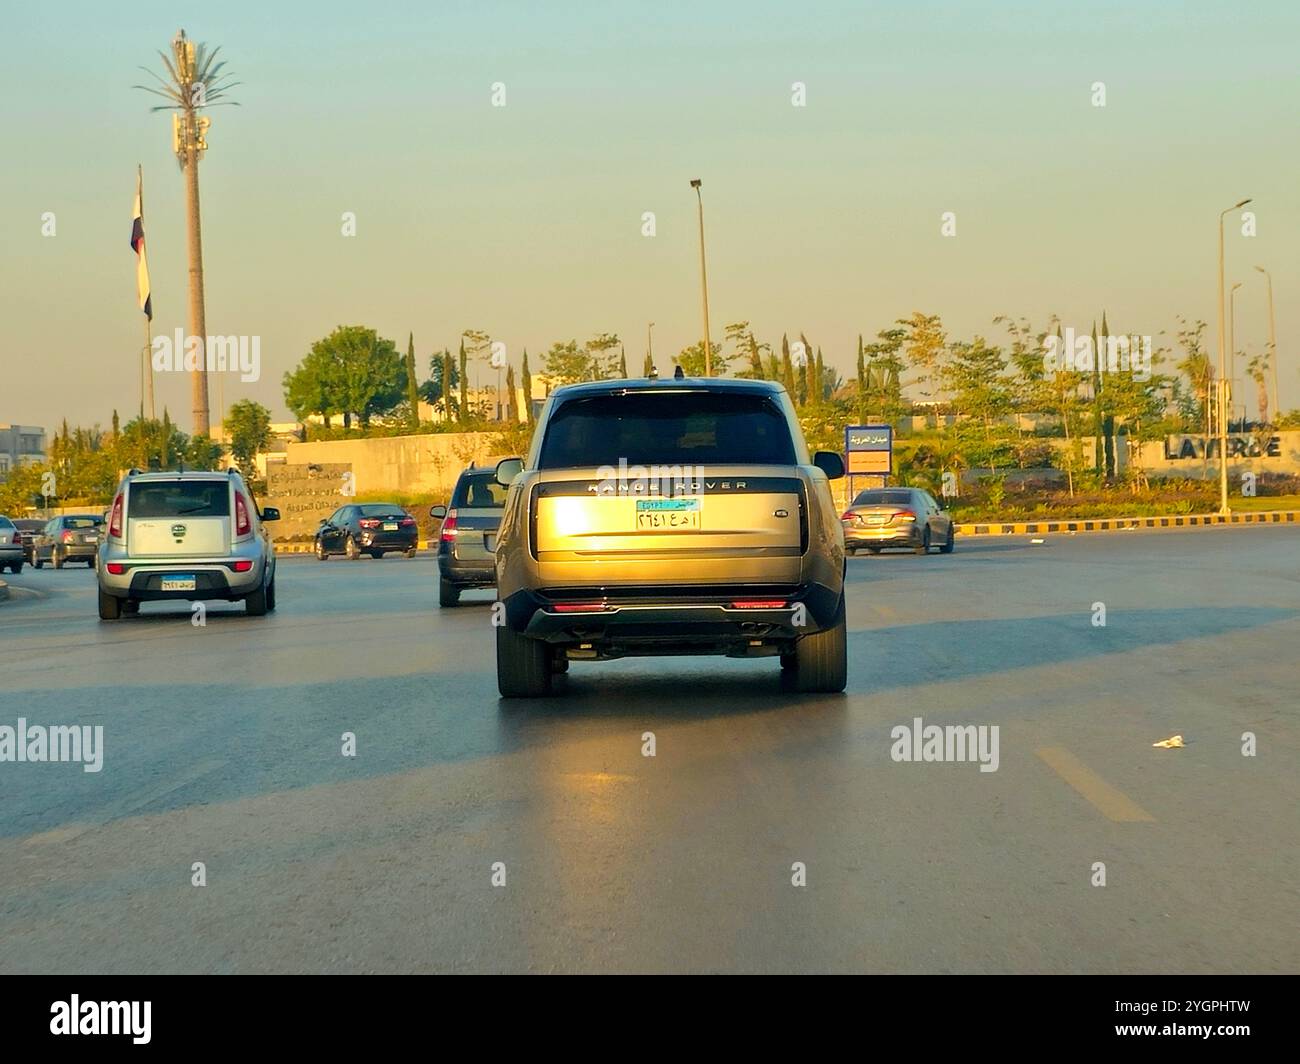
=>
[500,581,841,648]
[97,557,267,601]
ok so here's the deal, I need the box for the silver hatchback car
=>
[96,469,280,620]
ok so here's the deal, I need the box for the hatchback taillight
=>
[235,492,251,536]
[109,494,123,538]
[440,509,458,541]
[61,530,75,543]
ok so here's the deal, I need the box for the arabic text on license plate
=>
[383,522,399,531]
[161,575,196,591]
[635,497,701,530]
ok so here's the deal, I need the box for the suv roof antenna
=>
[673,365,684,379]
[647,365,659,379]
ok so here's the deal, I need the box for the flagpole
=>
[138,164,156,420]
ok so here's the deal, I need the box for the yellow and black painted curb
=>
[275,541,433,554]
[955,510,1300,537]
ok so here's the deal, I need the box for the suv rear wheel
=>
[97,586,121,620]
[496,624,553,697]
[789,596,847,693]
[245,578,269,616]
[439,578,460,607]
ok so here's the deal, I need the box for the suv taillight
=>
[235,492,251,536]
[440,509,458,541]
[109,494,123,538]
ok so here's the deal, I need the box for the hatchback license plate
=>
[636,497,701,530]
[161,575,197,591]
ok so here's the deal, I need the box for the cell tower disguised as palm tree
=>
[135,30,239,437]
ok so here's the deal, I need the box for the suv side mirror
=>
[495,457,524,487]
[429,504,447,520]
[260,507,280,522]
[813,451,845,480]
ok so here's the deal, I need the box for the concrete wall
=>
[282,432,501,498]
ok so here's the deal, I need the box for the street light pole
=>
[647,322,654,365]
[1255,266,1278,424]
[1229,280,1242,430]
[1217,199,1250,514]
[690,179,711,376]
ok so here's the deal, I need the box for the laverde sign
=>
[1163,434,1282,460]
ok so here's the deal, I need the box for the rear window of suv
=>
[129,480,231,518]
[451,473,508,508]
[538,391,797,468]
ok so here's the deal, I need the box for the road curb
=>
[274,540,432,554]
[955,509,1300,537]
[0,578,7,602]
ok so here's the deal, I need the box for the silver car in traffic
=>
[96,469,280,619]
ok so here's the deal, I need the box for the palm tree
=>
[135,29,240,437]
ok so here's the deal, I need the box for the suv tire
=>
[496,624,553,697]
[245,579,269,616]
[439,577,460,607]
[97,587,121,620]
[266,574,277,611]
[790,596,847,693]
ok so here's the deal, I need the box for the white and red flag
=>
[130,169,152,320]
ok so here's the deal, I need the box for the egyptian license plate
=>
[160,575,197,592]
[636,497,701,530]
[383,521,399,531]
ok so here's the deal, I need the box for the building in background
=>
[0,424,47,478]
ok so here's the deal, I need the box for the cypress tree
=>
[521,349,534,425]
[643,352,654,376]
[505,363,518,423]
[405,332,420,429]
[458,339,468,423]
[781,333,796,399]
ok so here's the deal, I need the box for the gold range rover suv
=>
[492,375,847,696]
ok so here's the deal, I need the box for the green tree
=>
[676,339,724,376]
[225,399,272,477]
[405,332,421,429]
[585,333,622,380]
[505,363,519,423]
[781,333,796,397]
[458,339,469,422]
[521,349,535,425]
[543,339,591,385]
[900,312,948,420]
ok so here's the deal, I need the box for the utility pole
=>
[1255,266,1278,423]
[1217,199,1251,514]
[690,180,711,376]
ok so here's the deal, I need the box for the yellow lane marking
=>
[1036,746,1155,823]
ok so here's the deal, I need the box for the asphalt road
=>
[1,527,1296,973]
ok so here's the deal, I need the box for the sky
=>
[1,0,1297,434]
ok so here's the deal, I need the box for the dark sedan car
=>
[431,465,507,607]
[33,514,104,568]
[841,487,955,555]
[12,519,46,565]
[315,503,418,560]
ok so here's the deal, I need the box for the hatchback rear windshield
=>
[63,517,102,529]
[357,504,408,518]
[538,391,797,468]
[451,474,508,508]
[853,490,915,506]
[129,481,231,518]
